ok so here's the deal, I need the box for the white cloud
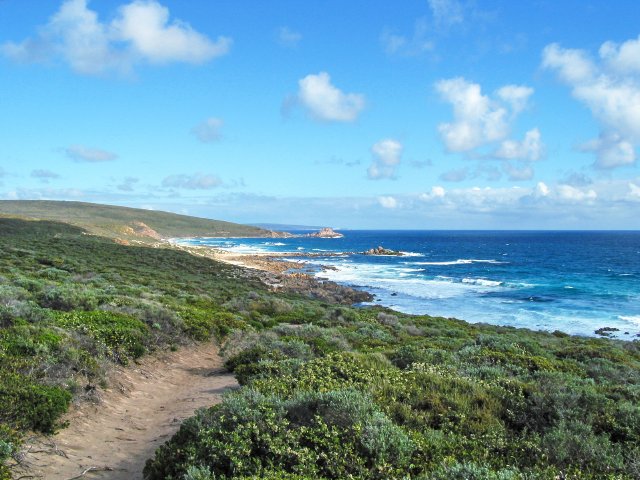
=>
[296,72,365,122]
[494,128,543,161]
[496,85,534,114]
[428,0,464,27]
[191,117,223,143]
[436,77,532,153]
[162,173,222,190]
[65,145,117,162]
[534,181,550,197]
[580,132,636,169]
[599,35,640,74]
[367,139,403,180]
[557,184,597,202]
[542,38,640,169]
[277,27,301,48]
[629,183,640,199]
[1,0,230,75]
[113,1,230,64]
[378,196,398,209]
[419,185,446,201]
[541,44,595,84]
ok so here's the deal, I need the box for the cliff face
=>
[306,227,344,238]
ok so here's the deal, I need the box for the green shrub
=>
[54,310,149,363]
[542,420,624,474]
[0,372,71,433]
[144,388,413,480]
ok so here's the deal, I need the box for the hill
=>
[0,200,272,242]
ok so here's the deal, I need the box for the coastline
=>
[166,237,640,340]
[171,243,373,305]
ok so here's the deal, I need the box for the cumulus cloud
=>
[65,145,117,162]
[496,85,534,115]
[494,128,543,161]
[579,132,636,169]
[1,0,231,75]
[378,196,398,209]
[295,72,365,122]
[556,184,597,202]
[436,77,538,158]
[162,173,222,190]
[367,139,403,180]
[534,181,550,197]
[542,37,640,169]
[419,185,446,201]
[191,117,223,143]
[277,27,301,48]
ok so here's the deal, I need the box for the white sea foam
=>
[619,315,640,326]
[462,278,502,287]
[264,242,286,246]
[399,251,425,257]
[408,259,506,266]
[315,262,503,300]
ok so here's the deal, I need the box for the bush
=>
[144,388,413,480]
[54,310,149,363]
[0,372,71,433]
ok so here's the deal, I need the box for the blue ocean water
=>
[176,231,640,339]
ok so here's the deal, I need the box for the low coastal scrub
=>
[2,217,640,479]
[147,309,640,479]
[0,217,291,474]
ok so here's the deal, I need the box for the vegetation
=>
[0,200,271,241]
[0,213,639,479]
[0,216,296,477]
[146,315,640,478]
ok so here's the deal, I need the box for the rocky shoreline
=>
[172,245,373,305]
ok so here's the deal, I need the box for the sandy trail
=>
[15,342,238,480]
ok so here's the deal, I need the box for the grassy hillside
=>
[0,200,270,241]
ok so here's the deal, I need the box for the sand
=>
[13,341,238,480]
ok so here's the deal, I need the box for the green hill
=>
[0,200,271,241]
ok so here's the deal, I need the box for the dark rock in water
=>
[362,245,402,256]
[595,326,620,336]
[391,292,398,296]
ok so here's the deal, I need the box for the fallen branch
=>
[67,466,113,480]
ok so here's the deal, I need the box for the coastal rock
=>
[306,227,344,239]
[362,245,402,256]
[595,326,620,336]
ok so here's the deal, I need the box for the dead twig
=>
[67,466,113,479]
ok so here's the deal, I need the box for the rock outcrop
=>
[306,227,344,238]
[362,246,403,256]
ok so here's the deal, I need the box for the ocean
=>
[176,231,640,339]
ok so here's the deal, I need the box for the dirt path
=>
[14,342,238,480]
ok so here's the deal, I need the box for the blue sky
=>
[1,0,639,229]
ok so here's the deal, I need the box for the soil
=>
[13,342,238,480]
